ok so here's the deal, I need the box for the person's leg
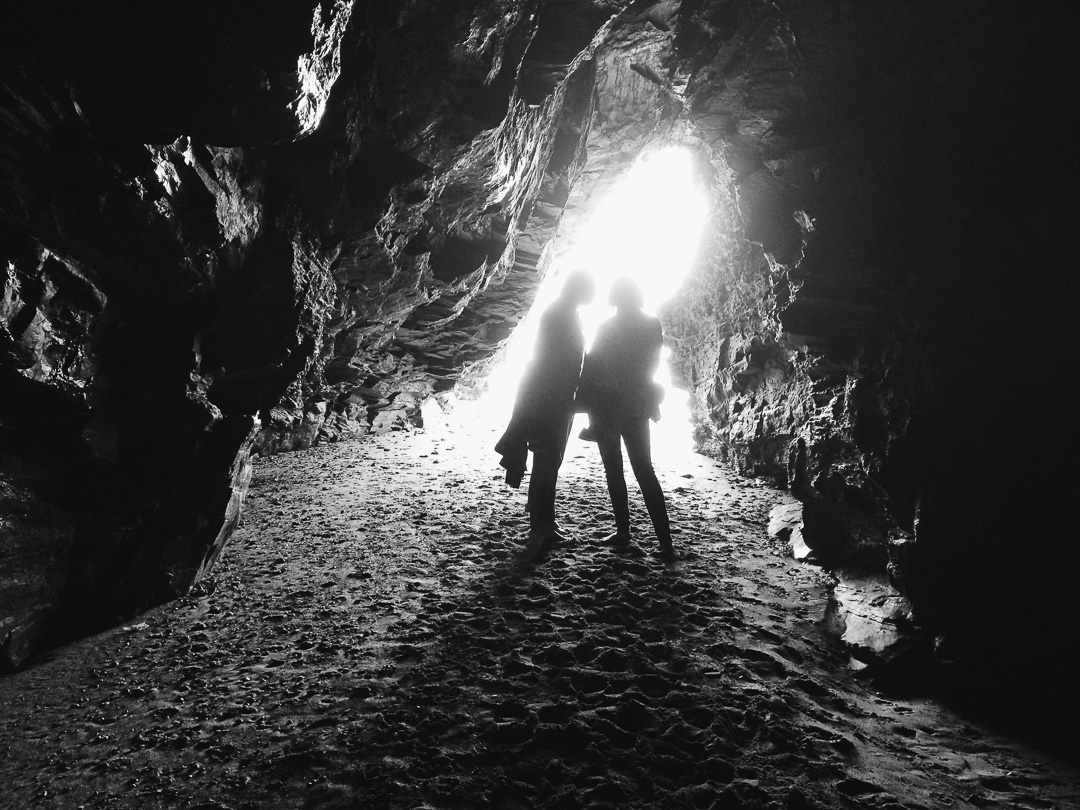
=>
[596,421,631,542]
[519,446,558,561]
[527,446,558,528]
[623,418,674,557]
[520,413,573,561]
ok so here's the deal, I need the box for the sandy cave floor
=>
[2,413,1079,810]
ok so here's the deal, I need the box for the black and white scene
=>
[2,2,1079,808]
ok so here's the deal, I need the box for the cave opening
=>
[451,145,707,463]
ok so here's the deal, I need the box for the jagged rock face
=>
[661,1,1080,675]
[0,0,627,668]
[1,0,1078,689]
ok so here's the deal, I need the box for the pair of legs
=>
[595,416,673,554]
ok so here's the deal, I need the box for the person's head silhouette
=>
[609,277,644,311]
[561,269,595,306]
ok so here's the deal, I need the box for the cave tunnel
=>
[3,1,1080,807]
[471,144,706,459]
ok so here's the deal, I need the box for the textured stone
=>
[826,572,915,664]
[767,495,809,560]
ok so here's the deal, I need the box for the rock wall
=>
[659,0,1080,695]
[0,0,633,668]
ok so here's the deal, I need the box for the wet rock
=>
[768,495,811,561]
[823,571,934,683]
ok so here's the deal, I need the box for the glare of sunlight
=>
[465,146,708,456]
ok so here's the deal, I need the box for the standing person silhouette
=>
[496,269,596,562]
[577,277,675,560]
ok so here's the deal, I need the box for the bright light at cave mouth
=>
[447,146,708,460]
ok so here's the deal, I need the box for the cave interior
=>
[3,0,1080,799]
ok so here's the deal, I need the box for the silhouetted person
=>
[578,277,674,560]
[496,269,596,561]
